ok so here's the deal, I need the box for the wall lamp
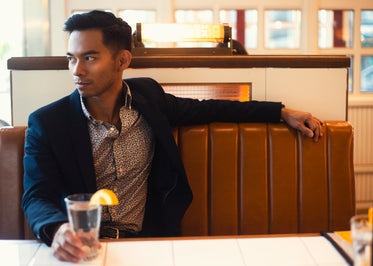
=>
[132,23,232,56]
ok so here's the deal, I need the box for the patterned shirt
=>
[81,82,155,233]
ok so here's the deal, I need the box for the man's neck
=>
[85,87,124,127]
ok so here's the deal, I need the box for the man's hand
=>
[51,222,86,262]
[281,107,323,142]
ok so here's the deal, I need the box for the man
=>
[22,10,322,262]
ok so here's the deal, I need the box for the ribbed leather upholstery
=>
[0,122,355,239]
[0,126,27,239]
[178,122,355,236]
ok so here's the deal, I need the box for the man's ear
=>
[118,50,132,71]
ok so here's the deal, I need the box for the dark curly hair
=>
[64,10,132,53]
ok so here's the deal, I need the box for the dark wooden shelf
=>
[7,55,350,70]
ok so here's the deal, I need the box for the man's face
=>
[67,29,123,98]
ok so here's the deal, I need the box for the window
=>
[361,56,373,92]
[318,10,354,48]
[173,10,214,47]
[72,10,90,14]
[360,11,373,93]
[175,10,213,24]
[349,56,353,92]
[264,10,301,49]
[118,10,156,34]
[72,9,112,15]
[117,10,156,47]
[219,10,258,49]
[0,0,23,125]
[361,10,373,47]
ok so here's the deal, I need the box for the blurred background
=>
[1,0,372,210]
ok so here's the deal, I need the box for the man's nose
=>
[71,60,86,76]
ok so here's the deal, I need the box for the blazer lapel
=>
[68,90,97,192]
[132,91,179,157]
[131,87,186,178]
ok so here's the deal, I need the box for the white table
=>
[0,235,349,266]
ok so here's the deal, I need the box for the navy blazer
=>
[22,78,283,245]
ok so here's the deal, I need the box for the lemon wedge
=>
[90,189,119,205]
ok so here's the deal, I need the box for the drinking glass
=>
[65,193,102,260]
[350,214,372,266]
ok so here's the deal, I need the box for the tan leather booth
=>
[0,122,355,240]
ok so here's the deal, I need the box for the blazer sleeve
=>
[22,111,68,245]
[163,93,284,126]
[129,77,284,127]
[129,78,284,126]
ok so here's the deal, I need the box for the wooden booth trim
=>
[8,55,350,70]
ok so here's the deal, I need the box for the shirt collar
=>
[80,81,132,121]
[123,81,132,110]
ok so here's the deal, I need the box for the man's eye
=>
[86,56,95,61]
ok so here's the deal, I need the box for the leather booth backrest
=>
[174,122,355,236]
[0,122,355,239]
[0,126,29,239]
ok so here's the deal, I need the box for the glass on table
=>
[350,214,372,266]
[64,193,102,261]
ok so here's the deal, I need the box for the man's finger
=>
[52,241,82,262]
[62,228,82,248]
[313,126,320,142]
[58,236,85,260]
[306,118,323,142]
[51,223,85,262]
[297,119,312,137]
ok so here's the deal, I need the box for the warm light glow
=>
[139,23,227,43]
